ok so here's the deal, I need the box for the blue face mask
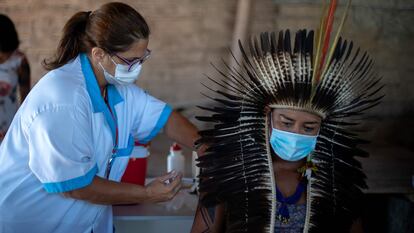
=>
[270,128,318,161]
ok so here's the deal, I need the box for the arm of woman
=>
[164,111,227,231]
[191,203,226,233]
[63,172,182,205]
[164,110,208,156]
[17,55,30,102]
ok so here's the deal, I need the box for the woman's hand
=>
[144,170,183,203]
[63,171,182,205]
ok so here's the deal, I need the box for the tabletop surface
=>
[361,145,414,194]
[113,179,198,220]
[113,145,414,220]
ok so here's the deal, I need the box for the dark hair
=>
[0,14,20,53]
[43,2,150,70]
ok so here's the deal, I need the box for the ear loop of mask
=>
[98,54,115,75]
[109,56,119,66]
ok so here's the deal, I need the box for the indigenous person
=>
[0,3,201,233]
[191,1,383,232]
[0,14,30,142]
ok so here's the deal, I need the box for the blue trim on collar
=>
[42,164,98,193]
[79,53,124,113]
[80,53,124,148]
[107,85,123,106]
[80,53,106,113]
[106,85,124,152]
[106,85,123,131]
[113,135,135,157]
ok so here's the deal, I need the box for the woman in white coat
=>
[0,2,202,233]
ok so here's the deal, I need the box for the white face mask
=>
[99,57,142,85]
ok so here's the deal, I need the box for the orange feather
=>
[315,0,337,83]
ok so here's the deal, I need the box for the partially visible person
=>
[0,14,30,142]
[0,3,203,233]
[190,1,382,232]
[191,108,365,233]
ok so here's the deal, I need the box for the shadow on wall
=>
[361,194,414,233]
[357,113,414,150]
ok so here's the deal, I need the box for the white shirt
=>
[0,53,172,233]
[0,51,23,140]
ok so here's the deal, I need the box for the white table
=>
[113,178,198,233]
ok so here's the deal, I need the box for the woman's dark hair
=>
[0,14,20,53]
[43,2,150,70]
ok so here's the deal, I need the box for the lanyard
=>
[276,181,306,224]
[103,86,119,178]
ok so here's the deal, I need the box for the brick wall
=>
[0,0,237,102]
[248,0,414,147]
[1,0,413,152]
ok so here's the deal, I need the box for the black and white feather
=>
[196,29,383,233]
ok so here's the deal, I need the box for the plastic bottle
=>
[167,143,185,175]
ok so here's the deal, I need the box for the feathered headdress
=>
[196,0,384,232]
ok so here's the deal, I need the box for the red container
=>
[121,141,149,186]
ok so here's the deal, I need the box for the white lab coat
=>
[0,53,172,233]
